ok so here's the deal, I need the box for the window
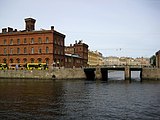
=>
[4,48,7,55]
[45,58,49,64]
[46,37,49,43]
[61,41,63,46]
[31,58,34,63]
[24,38,27,44]
[38,58,42,63]
[4,40,6,45]
[3,58,7,63]
[38,48,42,54]
[10,59,13,63]
[46,47,49,53]
[31,38,34,44]
[61,59,63,65]
[24,47,27,54]
[54,59,57,63]
[23,58,27,63]
[38,37,42,43]
[17,39,20,45]
[65,58,67,62]
[54,49,56,54]
[10,39,13,45]
[10,48,13,54]
[17,48,20,54]
[69,58,71,62]
[54,38,57,44]
[16,58,20,63]
[31,47,34,54]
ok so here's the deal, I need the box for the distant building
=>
[104,56,120,65]
[65,54,83,68]
[104,56,150,66]
[0,18,65,68]
[156,50,160,68]
[65,40,88,67]
[88,50,104,66]
[135,57,150,66]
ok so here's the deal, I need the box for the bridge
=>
[84,65,143,82]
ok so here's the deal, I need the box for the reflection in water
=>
[0,81,65,119]
[108,71,125,80]
[0,79,160,120]
[131,71,140,80]
[108,71,141,81]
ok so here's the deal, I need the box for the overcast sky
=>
[0,0,160,58]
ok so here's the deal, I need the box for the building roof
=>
[0,18,65,38]
[65,53,82,58]
[156,50,160,55]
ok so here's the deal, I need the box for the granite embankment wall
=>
[0,68,160,80]
[142,68,160,80]
[0,68,86,80]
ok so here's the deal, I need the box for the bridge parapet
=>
[87,65,143,69]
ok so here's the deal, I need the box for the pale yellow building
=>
[104,56,150,66]
[88,50,104,66]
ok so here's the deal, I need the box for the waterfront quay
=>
[0,66,160,81]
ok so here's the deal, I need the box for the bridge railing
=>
[86,65,152,68]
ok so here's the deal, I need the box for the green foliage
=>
[150,55,156,66]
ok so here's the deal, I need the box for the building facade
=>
[88,50,104,66]
[104,56,150,66]
[0,18,65,68]
[156,50,160,68]
[65,54,83,68]
[65,40,88,67]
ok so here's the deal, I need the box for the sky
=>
[0,0,160,58]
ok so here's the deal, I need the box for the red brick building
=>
[65,54,83,68]
[0,18,65,68]
[65,40,88,67]
[156,50,160,68]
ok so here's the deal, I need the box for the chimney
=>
[25,18,36,31]
[51,26,54,30]
[2,28,7,33]
[14,29,17,32]
[8,27,13,32]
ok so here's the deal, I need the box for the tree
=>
[150,55,156,67]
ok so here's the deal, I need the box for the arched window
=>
[17,48,20,54]
[30,58,34,63]
[45,58,49,64]
[46,47,49,53]
[16,58,20,63]
[31,38,34,44]
[24,47,27,54]
[3,58,7,63]
[23,58,27,63]
[17,39,20,45]
[10,58,13,63]
[38,48,42,54]
[37,58,42,63]
[31,47,34,54]
[10,39,13,45]
[38,37,42,43]
[46,37,49,43]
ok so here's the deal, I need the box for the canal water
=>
[0,72,160,120]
